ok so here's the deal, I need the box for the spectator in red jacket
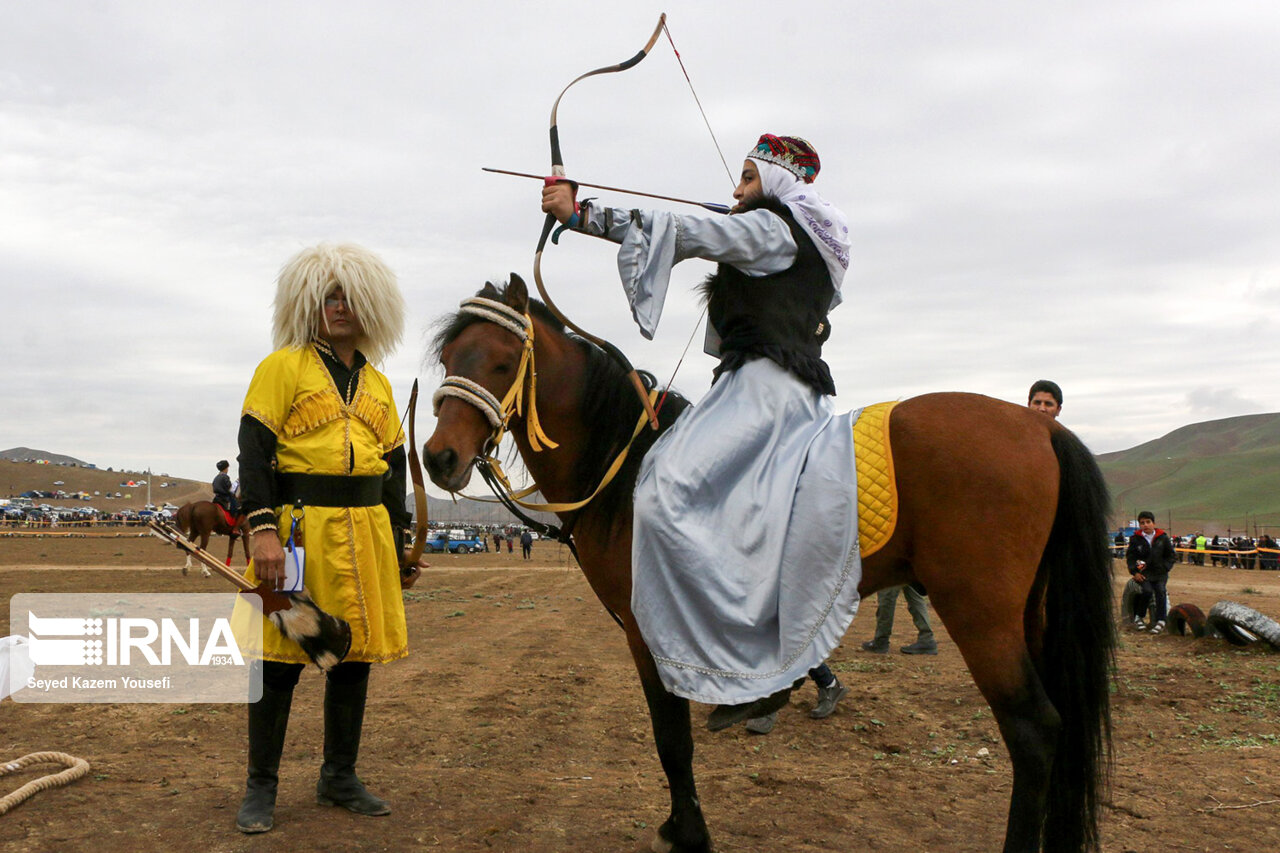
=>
[1126,511,1176,634]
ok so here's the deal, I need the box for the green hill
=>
[1096,413,1280,535]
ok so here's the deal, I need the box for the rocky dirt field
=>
[1,534,1278,852]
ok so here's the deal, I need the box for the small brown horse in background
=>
[173,500,249,576]
[424,276,1116,853]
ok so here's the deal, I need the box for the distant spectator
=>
[1259,535,1278,571]
[1027,380,1062,419]
[1210,536,1227,567]
[520,530,533,560]
[1126,511,1176,634]
[862,584,936,655]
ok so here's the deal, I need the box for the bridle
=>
[432,297,557,459]
[432,296,655,519]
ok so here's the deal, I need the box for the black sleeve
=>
[237,416,278,522]
[1158,537,1177,573]
[382,444,410,558]
[1125,536,1140,573]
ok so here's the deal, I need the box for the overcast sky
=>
[3,1,1278,492]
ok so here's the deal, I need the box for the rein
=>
[434,295,656,522]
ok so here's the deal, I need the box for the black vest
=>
[700,197,836,395]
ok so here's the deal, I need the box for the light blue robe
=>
[580,203,862,705]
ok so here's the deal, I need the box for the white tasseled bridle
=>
[432,297,558,454]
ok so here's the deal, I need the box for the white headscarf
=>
[750,159,851,306]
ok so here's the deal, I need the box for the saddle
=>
[853,402,899,559]
[218,506,242,529]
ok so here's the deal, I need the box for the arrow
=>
[483,167,730,214]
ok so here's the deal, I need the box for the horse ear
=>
[506,273,529,313]
[479,281,501,299]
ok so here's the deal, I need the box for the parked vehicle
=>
[421,528,487,554]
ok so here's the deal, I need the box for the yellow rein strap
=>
[496,327,558,452]
[476,389,658,513]
[436,298,558,452]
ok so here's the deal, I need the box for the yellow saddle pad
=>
[853,401,899,558]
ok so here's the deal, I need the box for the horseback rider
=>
[542,134,855,727]
[232,242,426,834]
[212,460,240,520]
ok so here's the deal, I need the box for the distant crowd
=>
[1112,530,1280,570]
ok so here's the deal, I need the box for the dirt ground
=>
[1,535,1278,852]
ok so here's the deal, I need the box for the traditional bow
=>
[530,14,671,431]
[404,379,428,568]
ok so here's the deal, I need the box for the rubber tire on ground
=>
[1120,580,1141,624]
[1120,580,1168,625]
[1166,603,1208,638]
[1207,601,1280,650]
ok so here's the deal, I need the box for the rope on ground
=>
[0,751,91,816]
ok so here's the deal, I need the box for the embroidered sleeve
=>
[602,206,798,339]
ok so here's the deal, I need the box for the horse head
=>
[424,274,535,492]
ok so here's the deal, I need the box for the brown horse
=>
[173,500,249,576]
[423,277,1115,853]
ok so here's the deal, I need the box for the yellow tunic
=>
[237,344,408,664]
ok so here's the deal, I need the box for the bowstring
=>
[655,16,727,409]
[655,304,708,415]
[662,20,735,189]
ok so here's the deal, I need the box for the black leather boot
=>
[236,682,294,833]
[315,669,390,816]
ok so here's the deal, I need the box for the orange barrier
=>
[1172,546,1279,557]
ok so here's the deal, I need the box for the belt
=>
[275,472,384,508]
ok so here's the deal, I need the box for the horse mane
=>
[432,282,690,520]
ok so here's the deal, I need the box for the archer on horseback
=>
[542,134,856,727]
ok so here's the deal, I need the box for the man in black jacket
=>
[212,460,239,517]
[1127,511,1176,634]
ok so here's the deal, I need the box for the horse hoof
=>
[651,835,674,853]
[181,566,188,577]
[202,569,212,579]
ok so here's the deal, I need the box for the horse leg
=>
[623,625,711,853]
[199,530,213,579]
[926,574,1059,853]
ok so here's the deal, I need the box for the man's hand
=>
[400,552,428,589]
[1133,571,1146,582]
[252,529,287,590]
[541,180,578,224]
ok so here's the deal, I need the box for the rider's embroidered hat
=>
[748,134,820,184]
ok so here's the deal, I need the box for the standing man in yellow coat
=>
[234,242,424,834]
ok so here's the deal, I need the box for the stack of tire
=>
[1119,580,1280,649]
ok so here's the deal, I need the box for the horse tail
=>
[175,503,192,539]
[1039,428,1115,852]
